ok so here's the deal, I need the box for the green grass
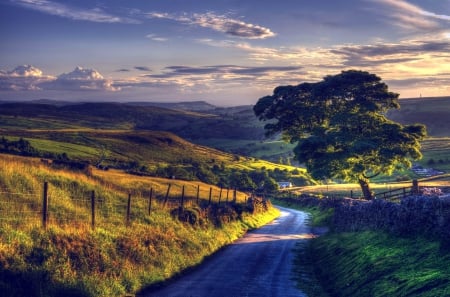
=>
[310,231,450,297]
[278,196,450,297]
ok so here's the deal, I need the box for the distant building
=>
[277,181,293,189]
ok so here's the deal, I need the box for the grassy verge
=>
[274,198,450,297]
[310,232,450,297]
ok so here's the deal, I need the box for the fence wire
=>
[0,183,246,229]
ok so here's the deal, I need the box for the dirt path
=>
[142,207,314,297]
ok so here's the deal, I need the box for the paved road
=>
[143,207,314,297]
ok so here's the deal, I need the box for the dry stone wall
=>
[283,194,450,240]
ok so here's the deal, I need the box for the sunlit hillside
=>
[0,153,279,296]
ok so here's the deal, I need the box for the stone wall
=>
[283,194,450,240]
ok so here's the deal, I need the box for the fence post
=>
[180,185,185,210]
[218,187,222,205]
[196,185,200,205]
[208,187,212,205]
[412,179,419,195]
[233,188,237,203]
[163,184,171,208]
[91,190,95,230]
[148,187,153,216]
[126,193,131,226]
[42,181,48,229]
[226,188,229,203]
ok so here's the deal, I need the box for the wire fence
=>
[0,182,245,229]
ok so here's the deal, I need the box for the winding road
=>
[143,207,315,297]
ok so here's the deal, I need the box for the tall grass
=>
[0,154,279,296]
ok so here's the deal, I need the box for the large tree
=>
[254,70,427,199]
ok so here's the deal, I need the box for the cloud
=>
[146,11,275,39]
[134,66,152,72]
[0,65,53,91]
[146,34,168,42]
[147,65,302,79]
[331,40,450,67]
[0,65,120,92]
[41,67,120,91]
[368,0,450,31]
[11,0,139,24]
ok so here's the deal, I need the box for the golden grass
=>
[0,153,279,297]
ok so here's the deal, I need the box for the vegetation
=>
[272,197,450,297]
[310,231,450,297]
[254,70,427,199]
[0,153,280,297]
[0,129,314,191]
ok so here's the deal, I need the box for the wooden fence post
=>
[412,179,419,195]
[163,184,171,208]
[218,187,222,205]
[126,193,131,226]
[226,188,229,203]
[233,188,237,203]
[148,187,153,216]
[208,187,212,205]
[42,181,48,229]
[91,190,95,229]
[180,185,185,210]
[196,185,200,205]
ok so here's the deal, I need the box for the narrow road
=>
[143,207,315,297]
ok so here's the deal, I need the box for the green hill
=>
[388,97,450,137]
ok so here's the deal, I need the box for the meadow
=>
[0,153,279,296]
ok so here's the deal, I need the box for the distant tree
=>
[254,70,427,199]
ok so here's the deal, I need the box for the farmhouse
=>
[277,181,293,189]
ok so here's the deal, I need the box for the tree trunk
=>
[358,178,373,200]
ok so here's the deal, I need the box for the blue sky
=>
[1,0,449,105]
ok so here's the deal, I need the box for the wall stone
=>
[283,194,450,240]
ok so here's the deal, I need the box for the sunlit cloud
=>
[0,66,119,92]
[146,11,275,39]
[369,0,450,31]
[43,67,120,91]
[0,65,53,91]
[11,0,139,23]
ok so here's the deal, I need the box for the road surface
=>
[143,207,315,297]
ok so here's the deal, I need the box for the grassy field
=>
[0,153,280,297]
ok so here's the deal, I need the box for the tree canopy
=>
[254,70,427,199]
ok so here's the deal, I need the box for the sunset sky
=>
[1,0,449,106]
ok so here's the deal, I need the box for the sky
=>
[0,0,449,106]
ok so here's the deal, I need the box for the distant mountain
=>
[0,101,265,140]
[126,100,218,112]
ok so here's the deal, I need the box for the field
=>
[0,153,279,296]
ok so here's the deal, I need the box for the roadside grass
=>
[275,197,450,297]
[310,232,450,297]
[0,154,279,297]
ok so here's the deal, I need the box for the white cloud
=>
[0,66,119,92]
[43,67,120,91]
[146,34,168,42]
[146,11,275,39]
[11,0,139,24]
[0,65,53,91]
